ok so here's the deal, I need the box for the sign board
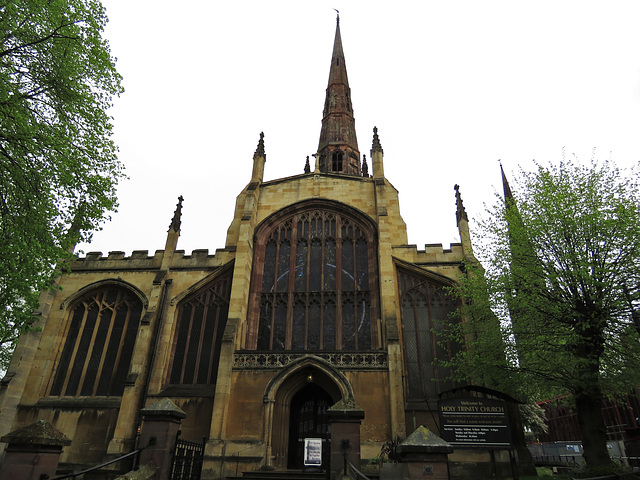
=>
[304,438,322,467]
[439,397,511,448]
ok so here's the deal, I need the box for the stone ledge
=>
[34,397,121,409]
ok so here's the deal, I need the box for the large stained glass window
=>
[50,287,142,397]
[168,268,232,385]
[249,202,378,351]
[398,268,459,399]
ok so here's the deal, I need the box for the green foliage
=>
[377,436,404,463]
[569,462,628,478]
[0,0,123,369]
[445,155,640,467]
[519,402,548,438]
[450,156,640,398]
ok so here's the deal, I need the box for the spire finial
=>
[371,126,383,154]
[454,185,468,224]
[334,8,339,25]
[169,195,184,232]
[254,132,265,159]
[361,154,369,177]
[304,156,311,174]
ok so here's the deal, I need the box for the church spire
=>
[500,162,513,200]
[317,14,361,176]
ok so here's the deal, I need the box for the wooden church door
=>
[287,385,332,469]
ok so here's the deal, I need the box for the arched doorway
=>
[264,357,355,470]
[287,384,333,469]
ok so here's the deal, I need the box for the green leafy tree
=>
[0,0,123,369]
[451,156,640,470]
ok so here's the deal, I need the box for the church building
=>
[0,17,501,479]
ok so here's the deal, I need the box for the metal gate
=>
[170,432,205,480]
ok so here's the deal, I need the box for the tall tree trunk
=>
[575,385,613,468]
[506,400,537,476]
[572,314,614,470]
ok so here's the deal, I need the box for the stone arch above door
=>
[262,355,355,469]
[264,355,355,403]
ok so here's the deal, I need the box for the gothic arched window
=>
[248,202,378,351]
[50,287,142,397]
[398,268,460,399]
[168,268,232,385]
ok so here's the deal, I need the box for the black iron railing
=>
[49,437,156,480]
[170,432,205,480]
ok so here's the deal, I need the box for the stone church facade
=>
[0,18,489,479]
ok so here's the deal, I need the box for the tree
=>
[0,0,124,369]
[450,156,640,471]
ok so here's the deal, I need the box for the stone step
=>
[226,469,327,480]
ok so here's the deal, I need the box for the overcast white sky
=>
[78,1,640,257]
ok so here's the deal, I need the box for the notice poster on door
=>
[304,438,322,467]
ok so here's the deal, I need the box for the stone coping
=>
[1,419,71,446]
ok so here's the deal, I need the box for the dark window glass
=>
[403,293,422,390]
[310,239,322,291]
[341,239,354,291]
[332,152,343,171]
[262,241,277,292]
[51,288,142,397]
[294,240,308,291]
[323,298,336,350]
[273,300,287,350]
[293,298,306,350]
[108,303,139,395]
[342,296,355,349]
[357,292,371,349]
[324,239,337,291]
[169,269,232,385]
[80,307,110,394]
[257,300,272,351]
[253,206,378,351]
[308,299,321,349]
[356,239,369,290]
[398,269,460,399]
[276,241,291,292]
[182,302,204,384]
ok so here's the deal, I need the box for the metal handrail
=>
[234,443,261,477]
[345,453,373,480]
[49,437,155,480]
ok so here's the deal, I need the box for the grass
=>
[505,466,573,480]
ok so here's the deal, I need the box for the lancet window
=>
[249,203,378,351]
[332,152,343,172]
[168,268,232,385]
[398,268,460,399]
[50,287,142,397]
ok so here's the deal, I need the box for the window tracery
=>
[398,269,460,399]
[50,287,142,397]
[249,204,378,351]
[168,269,232,385]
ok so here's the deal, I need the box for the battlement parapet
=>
[72,247,236,272]
[392,242,465,265]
